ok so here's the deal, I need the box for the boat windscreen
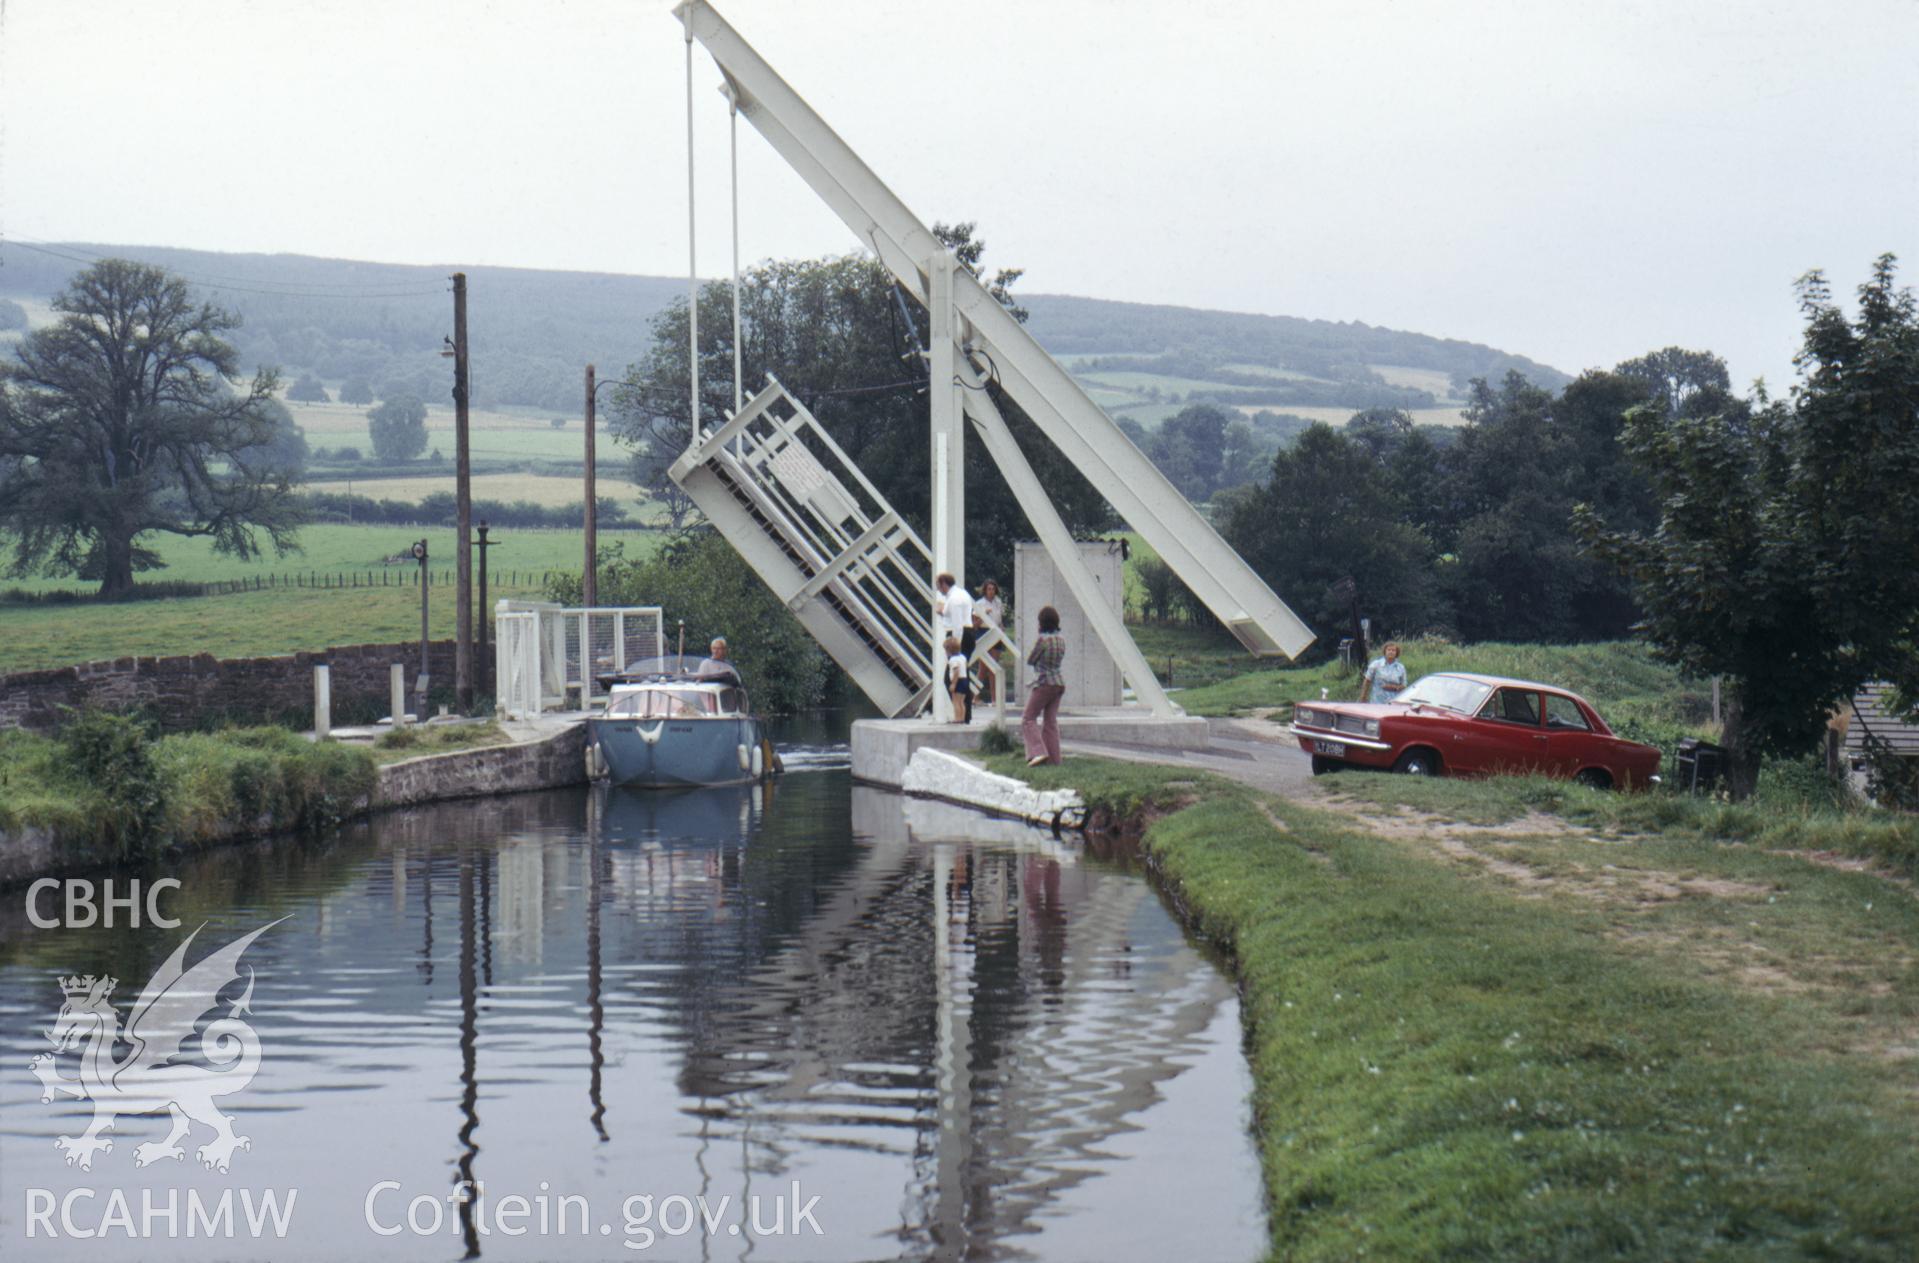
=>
[600,655,742,687]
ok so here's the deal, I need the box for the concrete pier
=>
[850,705,1210,788]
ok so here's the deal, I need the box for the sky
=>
[1,0,1914,388]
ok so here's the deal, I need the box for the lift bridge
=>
[669,2,1314,719]
[669,377,940,717]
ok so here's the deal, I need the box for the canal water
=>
[0,744,1265,1260]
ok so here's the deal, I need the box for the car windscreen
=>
[1397,674,1493,714]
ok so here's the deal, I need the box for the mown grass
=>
[0,522,630,592]
[0,585,532,674]
[0,524,670,673]
[1000,755,1919,1261]
[1322,767,1919,881]
[0,721,375,868]
[303,471,655,508]
[370,720,512,765]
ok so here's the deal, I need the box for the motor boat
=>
[584,655,779,788]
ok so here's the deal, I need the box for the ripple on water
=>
[0,769,1263,1262]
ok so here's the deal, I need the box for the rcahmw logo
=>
[30,920,284,1172]
[26,1187,297,1241]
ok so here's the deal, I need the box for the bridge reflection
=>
[0,773,1259,1262]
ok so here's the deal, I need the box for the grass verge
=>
[370,721,512,765]
[995,753,1919,1260]
[1321,769,1919,881]
[0,718,376,868]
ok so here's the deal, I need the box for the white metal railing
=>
[669,376,938,717]
[494,601,666,717]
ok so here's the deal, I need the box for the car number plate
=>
[1312,739,1346,757]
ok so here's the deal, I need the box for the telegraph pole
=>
[584,365,598,608]
[474,521,498,698]
[451,272,473,710]
[413,539,431,709]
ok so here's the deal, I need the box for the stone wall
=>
[373,724,586,809]
[0,641,460,733]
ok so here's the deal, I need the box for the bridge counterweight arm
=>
[675,0,1315,661]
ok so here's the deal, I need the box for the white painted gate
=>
[494,601,667,717]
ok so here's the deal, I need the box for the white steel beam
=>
[927,252,965,581]
[960,385,1176,716]
[673,0,1315,661]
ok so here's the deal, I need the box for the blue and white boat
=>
[584,656,778,788]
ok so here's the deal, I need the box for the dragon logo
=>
[29,920,283,1173]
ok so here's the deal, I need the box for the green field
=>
[305,471,654,509]
[285,398,601,464]
[1067,360,1471,432]
[1235,403,1472,427]
[0,525,665,672]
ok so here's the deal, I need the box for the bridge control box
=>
[1013,540,1126,707]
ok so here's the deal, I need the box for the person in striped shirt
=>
[1023,605,1067,766]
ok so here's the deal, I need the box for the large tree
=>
[1581,257,1919,797]
[0,259,302,595]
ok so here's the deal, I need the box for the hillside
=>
[1,241,1565,429]
[1024,293,1570,428]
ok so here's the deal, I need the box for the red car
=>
[1289,672,1663,789]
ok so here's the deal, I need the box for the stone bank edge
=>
[900,747,1083,827]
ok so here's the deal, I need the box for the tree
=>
[609,224,1111,582]
[234,399,309,480]
[367,394,428,462]
[1343,407,1414,461]
[0,298,26,332]
[1581,257,1919,797]
[0,259,301,595]
[339,376,375,405]
[1222,423,1450,641]
[286,373,329,403]
[1614,346,1730,418]
[1443,372,1645,641]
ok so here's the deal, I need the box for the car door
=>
[1460,687,1547,775]
[1540,691,1601,778]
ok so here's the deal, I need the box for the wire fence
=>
[1,570,564,605]
[199,569,562,595]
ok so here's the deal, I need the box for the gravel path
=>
[1063,716,1316,796]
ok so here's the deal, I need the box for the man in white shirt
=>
[935,573,976,720]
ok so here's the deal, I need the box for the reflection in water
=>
[0,771,1263,1261]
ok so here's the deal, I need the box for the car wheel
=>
[1311,755,1338,776]
[1575,768,1613,791]
[1394,749,1441,777]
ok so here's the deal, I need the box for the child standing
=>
[944,635,972,724]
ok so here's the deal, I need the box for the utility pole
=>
[474,521,497,698]
[451,272,474,711]
[413,538,431,710]
[584,365,598,608]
